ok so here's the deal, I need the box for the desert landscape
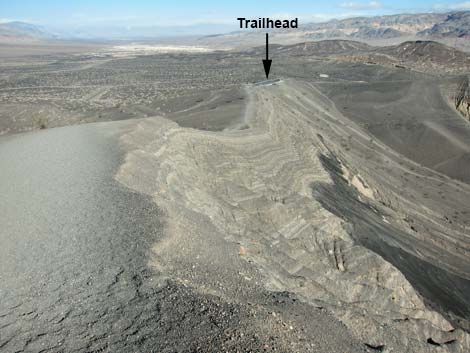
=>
[1,5,470,353]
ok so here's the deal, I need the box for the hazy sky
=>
[1,0,470,27]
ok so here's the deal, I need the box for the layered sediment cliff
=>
[455,76,470,121]
[117,79,470,352]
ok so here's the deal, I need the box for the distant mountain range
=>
[0,22,235,42]
[302,11,470,39]
[0,21,56,42]
[419,11,470,38]
[49,23,236,40]
[300,12,470,40]
[1,11,469,44]
[197,11,470,51]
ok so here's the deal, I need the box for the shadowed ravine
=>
[313,153,470,331]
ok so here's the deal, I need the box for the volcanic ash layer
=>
[117,79,470,352]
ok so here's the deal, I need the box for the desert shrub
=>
[33,116,49,129]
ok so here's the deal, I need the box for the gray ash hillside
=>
[374,41,470,68]
[322,40,470,75]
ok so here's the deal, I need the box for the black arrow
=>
[262,33,272,79]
